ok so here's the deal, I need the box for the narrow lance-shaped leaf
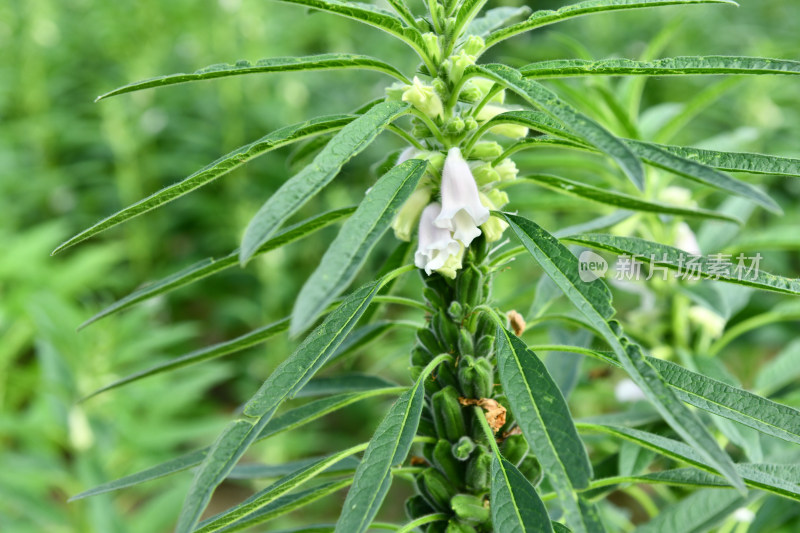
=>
[495,326,598,533]
[565,233,800,295]
[80,207,355,329]
[472,64,645,189]
[291,159,427,335]
[500,213,746,494]
[520,56,800,79]
[491,456,554,533]
[511,174,740,222]
[650,142,800,178]
[52,115,354,255]
[636,488,754,533]
[490,110,779,212]
[95,54,409,101]
[483,0,738,51]
[334,354,452,533]
[69,388,404,501]
[464,6,532,39]
[174,271,403,533]
[240,101,409,265]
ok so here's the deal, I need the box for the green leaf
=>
[197,444,369,533]
[511,174,740,222]
[651,143,800,178]
[500,213,746,495]
[240,101,409,265]
[274,0,427,57]
[79,207,355,329]
[492,111,779,212]
[579,424,800,501]
[490,456,554,533]
[465,6,532,39]
[564,233,800,295]
[95,54,409,100]
[296,374,399,398]
[636,488,753,533]
[228,456,359,480]
[483,0,738,50]
[291,159,427,334]
[69,388,402,501]
[755,339,800,396]
[452,0,491,43]
[495,326,595,532]
[208,480,351,533]
[520,56,800,79]
[174,275,398,533]
[333,354,450,533]
[472,64,644,189]
[52,116,354,255]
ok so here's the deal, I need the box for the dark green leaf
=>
[490,456,554,533]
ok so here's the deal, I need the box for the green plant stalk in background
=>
[56,0,800,532]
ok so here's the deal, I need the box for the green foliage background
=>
[2,0,799,531]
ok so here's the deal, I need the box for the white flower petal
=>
[415,203,461,275]
[434,147,490,246]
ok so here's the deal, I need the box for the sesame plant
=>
[59,0,800,531]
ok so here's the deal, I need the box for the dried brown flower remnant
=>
[507,310,525,336]
[410,456,429,466]
[458,397,507,432]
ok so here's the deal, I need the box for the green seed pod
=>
[473,311,495,339]
[431,385,467,441]
[501,434,529,467]
[459,85,482,103]
[457,328,474,356]
[466,408,491,447]
[423,287,447,311]
[519,455,543,485]
[433,311,459,352]
[447,300,464,321]
[465,445,493,493]
[406,494,435,520]
[457,355,493,398]
[417,328,444,356]
[420,467,458,511]
[422,442,436,464]
[455,265,482,309]
[433,439,465,487]
[445,520,477,533]
[452,436,475,461]
[436,361,460,390]
[474,334,495,359]
[412,346,433,367]
[450,494,490,525]
[424,373,443,396]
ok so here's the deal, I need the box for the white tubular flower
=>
[435,147,490,246]
[675,222,701,255]
[392,186,432,241]
[476,105,529,138]
[402,77,443,120]
[415,202,462,277]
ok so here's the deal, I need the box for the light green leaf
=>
[500,213,746,494]
[652,143,800,178]
[637,488,752,533]
[228,456,359,480]
[520,56,800,79]
[291,159,427,334]
[491,456,554,533]
[52,116,354,255]
[197,444,368,533]
[472,64,644,189]
[465,6,532,39]
[240,101,409,265]
[511,174,739,222]
[334,354,450,533]
[174,274,401,533]
[275,0,427,57]
[492,111,779,212]
[296,374,398,398]
[564,233,800,295]
[452,0,491,43]
[495,326,595,532]
[69,388,403,501]
[755,339,800,397]
[579,424,800,501]
[79,207,354,329]
[95,54,409,100]
[483,0,738,50]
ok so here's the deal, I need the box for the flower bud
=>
[422,32,442,64]
[464,116,478,131]
[494,158,519,181]
[688,305,726,339]
[471,163,500,187]
[480,216,508,242]
[463,36,485,56]
[459,85,483,103]
[472,79,505,104]
[392,186,433,241]
[485,189,509,208]
[477,105,528,138]
[402,76,444,120]
[444,116,466,135]
[444,50,476,84]
[468,142,503,161]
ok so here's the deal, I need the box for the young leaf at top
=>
[500,213,746,495]
[95,54,410,101]
[239,101,409,265]
[291,159,427,335]
[472,64,645,190]
[52,115,354,255]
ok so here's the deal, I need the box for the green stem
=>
[409,108,448,147]
[387,124,426,150]
[397,514,449,533]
